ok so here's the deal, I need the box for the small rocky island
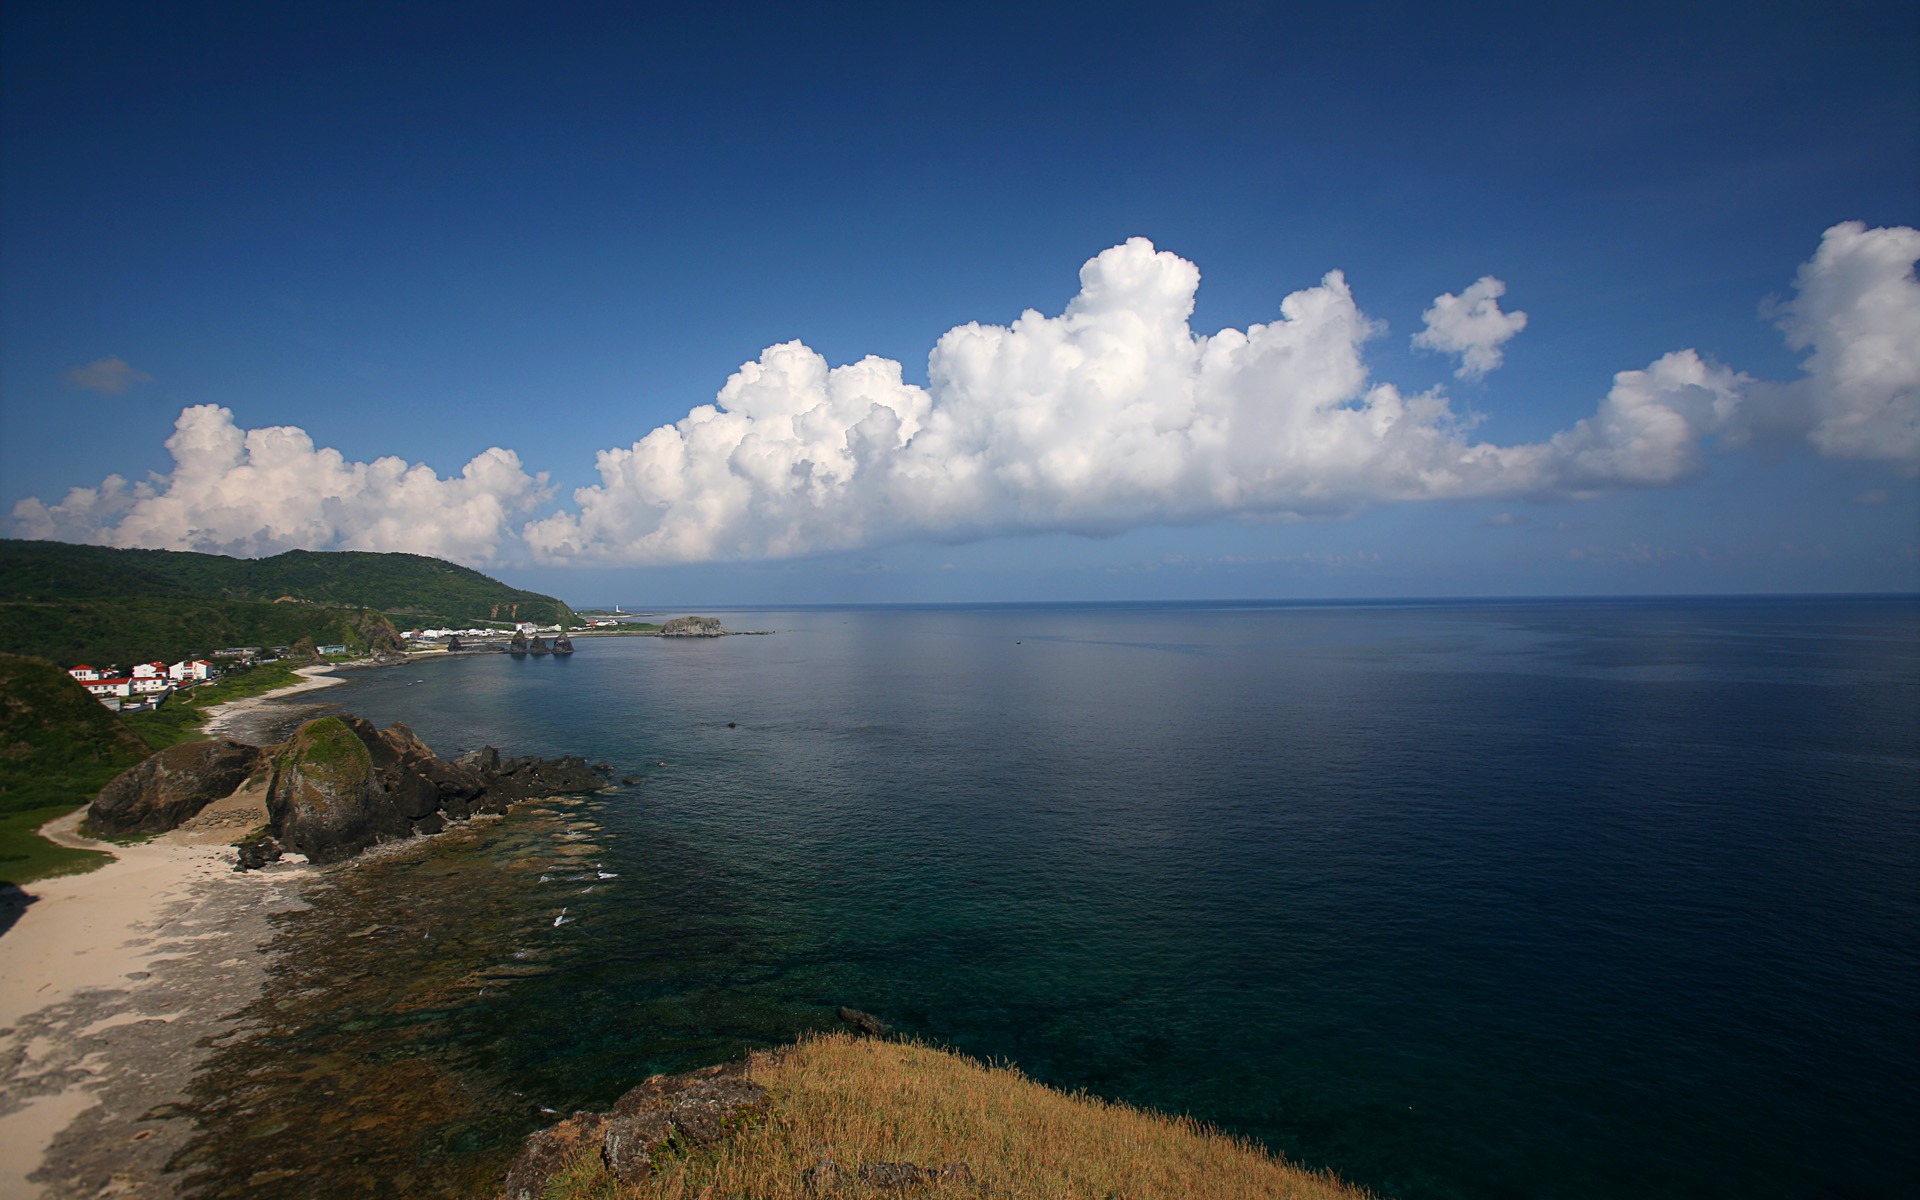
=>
[88,715,609,867]
[658,615,728,637]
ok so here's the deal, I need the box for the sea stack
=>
[553,633,574,655]
[509,631,529,655]
[529,637,550,655]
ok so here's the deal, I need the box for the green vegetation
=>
[543,1033,1371,1200]
[0,653,150,883]
[0,596,402,667]
[0,539,576,664]
[280,715,369,782]
[0,540,575,626]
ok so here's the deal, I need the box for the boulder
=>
[89,740,262,835]
[233,834,283,871]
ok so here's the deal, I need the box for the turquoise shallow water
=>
[189,597,1919,1199]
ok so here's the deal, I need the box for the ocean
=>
[174,597,1920,1199]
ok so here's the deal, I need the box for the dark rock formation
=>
[261,716,605,865]
[552,634,573,654]
[659,615,726,637]
[89,740,263,835]
[509,631,528,655]
[501,1061,769,1198]
[529,637,550,655]
[446,635,463,652]
[233,835,283,871]
[472,754,606,806]
[837,1006,892,1038]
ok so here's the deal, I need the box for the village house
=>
[77,675,133,700]
[68,661,187,709]
[169,659,214,682]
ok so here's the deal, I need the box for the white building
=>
[169,660,214,682]
[67,665,103,682]
[130,661,169,679]
[131,676,172,696]
[82,677,133,699]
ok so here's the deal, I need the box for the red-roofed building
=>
[68,665,102,682]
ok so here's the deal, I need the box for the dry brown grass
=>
[540,1032,1373,1200]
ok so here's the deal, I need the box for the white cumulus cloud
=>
[1768,221,1920,466]
[13,223,1916,568]
[526,238,1761,565]
[1412,276,1529,379]
[10,404,549,566]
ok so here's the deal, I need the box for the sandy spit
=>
[197,663,347,742]
[0,741,316,1196]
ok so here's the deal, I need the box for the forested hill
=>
[0,541,577,664]
[0,541,574,625]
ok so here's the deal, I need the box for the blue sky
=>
[2,0,1915,605]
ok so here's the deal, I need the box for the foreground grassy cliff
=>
[0,540,576,663]
[539,1033,1371,1200]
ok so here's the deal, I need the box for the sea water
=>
[177,598,1919,1199]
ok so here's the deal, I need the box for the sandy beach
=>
[198,662,348,743]
[0,671,336,1199]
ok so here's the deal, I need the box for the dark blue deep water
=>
[276,597,1918,1199]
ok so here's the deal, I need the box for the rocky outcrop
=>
[88,740,264,835]
[499,1050,975,1199]
[264,718,382,863]
[501,1061,770,1199]
[837,1006,892,1038]
[659,615,726,637]
[258,715,609,865]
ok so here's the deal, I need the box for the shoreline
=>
[197,662,349,743]
[0,791,312,1198]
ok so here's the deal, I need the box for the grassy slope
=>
[0,653,150,883]
[546,1033,1372,1200]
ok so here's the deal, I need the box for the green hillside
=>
[0,541,575,626]
[0,541,577,664]
[0,597,403,667]
[0,653,151,881]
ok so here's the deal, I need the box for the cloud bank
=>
[11,222,1917,568]
[11,405,548,565]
